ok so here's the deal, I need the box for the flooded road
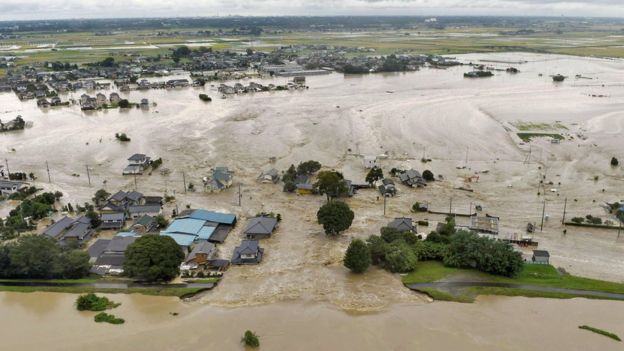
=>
[1,52,624,310]
[2,292,624,350]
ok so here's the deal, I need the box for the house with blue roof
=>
[160,216,220,248]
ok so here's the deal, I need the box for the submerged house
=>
[231,240,264,265]
[386,217,416,233]
[243,216,278,239]
[379,179,397,197]
[181,241,216,272]
[257,168,280,184]
[0,180,28,196]
[204,167,233,192]
[399,169,426,188]
[123,154,151,175]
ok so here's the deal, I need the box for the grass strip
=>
[579,325,621,342]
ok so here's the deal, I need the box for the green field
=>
[403,261,624,302]
[4,24,624,70]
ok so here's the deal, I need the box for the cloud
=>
[0,0,623,20]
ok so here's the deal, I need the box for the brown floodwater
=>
[1,52,624,310]
[2,292,624,351]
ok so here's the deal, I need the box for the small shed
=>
[532,250,550,264]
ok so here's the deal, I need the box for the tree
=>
[241,330,260,348]
[422,170,435,181]
[612,157,619,167]
[155,215,169,229]
[8,235,60,278]
[343,239,371,273]
[297,160,321,175]
[100,57,115,67]
[366,235,388,265]
[314,171,346,201]
[317,201,354,236]
[443,231,523,277]
[92,189,110,206]
[365,166,383,186]
[59,250,91,279]
[124,235,184,281]
[118,99,130,108]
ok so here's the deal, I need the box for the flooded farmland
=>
[1,52,624,314]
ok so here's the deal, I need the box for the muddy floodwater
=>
[1,52,624,320]
[2,292,624,350]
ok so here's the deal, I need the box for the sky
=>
[0,0,624,21]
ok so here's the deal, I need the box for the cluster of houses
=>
[217,81,303,96]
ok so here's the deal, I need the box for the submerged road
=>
[407,282,624,300]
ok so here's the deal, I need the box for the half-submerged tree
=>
[317,201,354,236]
[344,239,371,273]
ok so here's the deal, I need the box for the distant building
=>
[469,215,500,235]
[123,154,151,175]
[42,216,94,244]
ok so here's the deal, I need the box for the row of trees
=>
[0,235,90,279]
[344,217,524,277]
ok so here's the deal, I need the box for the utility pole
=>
[540,200,546,232]
[561,198,567,225]
[182,172,187,194]
[383,195,387,216]
[237,183,242,206]
[46,161,51,183]
[469,202,473,217]
[85,165,91,186]
[133,173,137,190]
[4,159,10,176]
[449,197,453,216]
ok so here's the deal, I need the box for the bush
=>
[241,330,260,348]
[414,241,447,261]
[344,239,371,273]
[383,241,418,273]
[76,293,120,311]
[115,133,131,142]
[199,94,212,102]
[611,157,619,167]
[571,217,584,224]
[422,170,435,181]
[94,312,125,325]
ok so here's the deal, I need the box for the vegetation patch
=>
[517,133,564,142]
[76,293,120,311]
[241,330,260,348]
[512,121,567,131]
[578,325,621,341]
[94,312,125,325]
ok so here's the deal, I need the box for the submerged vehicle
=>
[464,71,494,78]
[552,74,566,82]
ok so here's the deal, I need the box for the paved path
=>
[407,282,624,300]
[0,281,215,290]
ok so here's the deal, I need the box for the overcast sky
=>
[1,0,623,21]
